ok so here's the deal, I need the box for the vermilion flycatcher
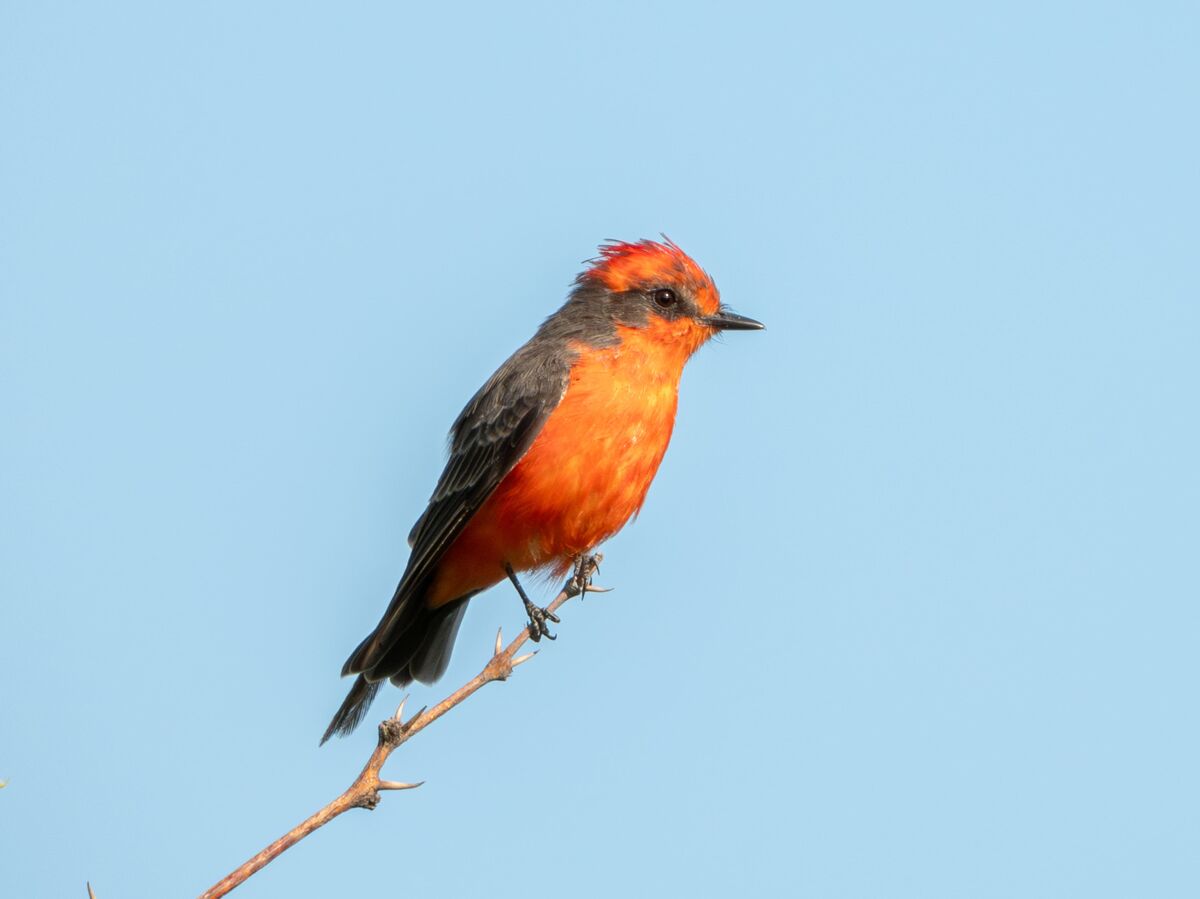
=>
[323,239,762,742]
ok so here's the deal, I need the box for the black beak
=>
[702,309,765,331]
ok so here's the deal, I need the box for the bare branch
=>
[197,554,602,898]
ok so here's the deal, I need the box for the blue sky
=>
[2,2,1198,896]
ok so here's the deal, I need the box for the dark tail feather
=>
[405,598,470,684]
[374,595,474,687]
[320,675,382,745]
[322,594,478,743]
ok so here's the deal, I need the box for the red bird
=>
[323,239,762,742]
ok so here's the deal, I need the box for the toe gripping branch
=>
[505,553,610,642]
[506,562,561,641]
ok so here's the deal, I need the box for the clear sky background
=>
[3,2,1197,897]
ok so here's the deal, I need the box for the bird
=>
[322,238,762,743]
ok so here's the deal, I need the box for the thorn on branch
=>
[377,780,425,791]
[378,704,424,749]
[484,652,515,682]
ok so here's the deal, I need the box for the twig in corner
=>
[196,554,604,898]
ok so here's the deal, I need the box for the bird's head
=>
[555,239,763,359]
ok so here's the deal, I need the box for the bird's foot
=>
[523,598,560,642]
[568,552,608,600]
[506,561,561,641]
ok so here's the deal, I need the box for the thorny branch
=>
[196,554,604,899]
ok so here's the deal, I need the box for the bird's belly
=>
[427,346,680,606]
[507,398,675,556]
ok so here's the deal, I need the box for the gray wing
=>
[346,343,570,675]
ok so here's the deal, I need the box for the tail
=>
[321,595,473,744]
[320,674,383,744]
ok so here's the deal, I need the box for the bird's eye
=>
[651,288,678,308]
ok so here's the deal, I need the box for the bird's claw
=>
[570,552,605,599]
[523,600,560,641]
